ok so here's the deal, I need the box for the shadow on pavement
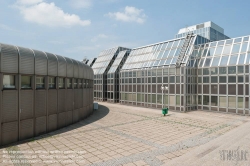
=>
[0,104,109,149]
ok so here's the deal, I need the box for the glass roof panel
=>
[231,44,241,54]
[211,57,220,67]
[229,55,238,65]
[241,43,248,53]
[223,45,232,55]
[238,54,246,65]
[219,56,229,66]
[203,58,212,67]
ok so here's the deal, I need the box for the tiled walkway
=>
[1,102,249,166]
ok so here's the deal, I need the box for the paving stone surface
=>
[0,102,249,166]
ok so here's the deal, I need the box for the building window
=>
[59,78,65,89]
[36,76,45,89]
[79,79,83,88]
[73,79,77,89]
[49,77,56,89]
[67,78,72,89]
[86,80,89,88]
[21,76,32,89]
[3,75,15,89]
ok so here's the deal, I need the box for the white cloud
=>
[91,34,108,42]
[70,0,92,9]
[107,6,146,24]
[17,0,43,5]
[15,0,91,27]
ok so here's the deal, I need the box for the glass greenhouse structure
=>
[93,21,250,115]
[92,47,130,101]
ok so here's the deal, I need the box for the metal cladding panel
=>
[73,109,79,123]
[35,90,46,117]
[34,50,47,75]
[65,57,73,77]
[74,90,78,109]
[2,121,18,145]
[46,52,58,76]
[35,116,46,136]
[57,55,66,77]
[66,90,73,111]
[20,119,34,140]
[73,60,79,78]
[58,90,66,113]
[88,67,91,79]
[82,64,86,79]
[2,91,18,123]
[79,89,83,108]
[91,69,94,80]
[20,90,33,120]
[1,44,18,73]
[82,107,88,119]
[18,47,35,74]
[58,112,66,128]
[78,62,84,78]
[66,111,72,126]
[83,89,86,107]
[87,89,90,105]
[79,108,84,120]
[48,114,57,132]
[48,90,57,115]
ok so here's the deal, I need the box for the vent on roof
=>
[196,24,204,29]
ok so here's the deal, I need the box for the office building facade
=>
[93,21,250,116]
[0,43,94,146]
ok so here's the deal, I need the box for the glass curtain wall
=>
[92,47,130,101]
[195,36,250,114]
[107,50,130,103]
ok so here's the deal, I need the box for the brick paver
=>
[0,102,249,166]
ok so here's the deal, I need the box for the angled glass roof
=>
[121,36,201,70]
[108,50,130,74]
[189,35,250,68]
[87,58,95,65]
[92,47,130,74]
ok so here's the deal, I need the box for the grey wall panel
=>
[66,90,73,111]
[83,64,86,79]
[35,116,46,136]
[74,90,78,109]
[2,121,18,145]
[79,108,84,120]
[65,57,73,77]
[84,89,87,107]
[46,52,57,76]
[34,50,47,75]
[1,44,18,73]
[58,90,66,113]
[79,89,83,108]
[18,47,34,74]
[73,109,79,123]
[58,112,66,128]
[73,60,79,78]
[48,114,57,132]
[79,62,84,78]
[66,111,72,126]
[82,107,87,119]
[2,91,18,123]
[20,119,33,140]
[48,90,57,115]
[20,90,33,120]
[35,90,46,117]
[57,55,66,77]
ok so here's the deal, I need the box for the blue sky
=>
[0,0,250,61]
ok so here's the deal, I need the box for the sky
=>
[0,0,250,61]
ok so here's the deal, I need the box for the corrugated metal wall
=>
[0,43,94,146]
